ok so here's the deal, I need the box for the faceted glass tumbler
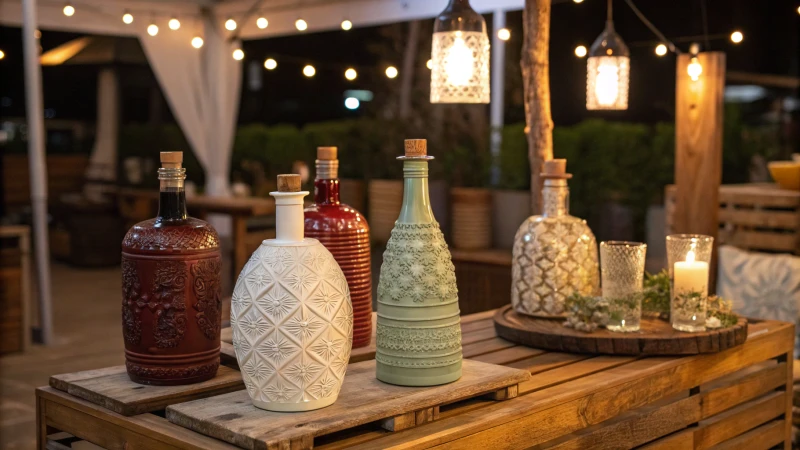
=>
[600,241,646,332]
[666,234,714,332]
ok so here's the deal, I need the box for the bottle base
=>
[252,394,338,412]
[376,360,462,387]
[672,323,706,333]
[606,324,640,333]
[126,360,219,386]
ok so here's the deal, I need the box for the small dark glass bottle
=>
[121,152,222,385]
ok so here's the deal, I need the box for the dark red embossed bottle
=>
[304,147,372,348]
[121,152,221,385]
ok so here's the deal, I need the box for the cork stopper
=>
[404,139,427,158]
[160,152,183,169]
[541,159,572,179]
[277,174,302,192]
[317,147,338,161]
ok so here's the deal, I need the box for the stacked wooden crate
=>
[666,183,800,254]
[0,226,31,355]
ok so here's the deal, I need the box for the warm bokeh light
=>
[122,12,133,24]
[345,68,357,80]
[655,44,667,56]
[575,45,587,58]
[341,20,352,31]
[169,18,180,30]
[0,50,5,60]
[232,49,244,61]
[257,17,268,29]
[497,28,511,41]
[63,4,75,16]
[385,66,398,79]
[147,24,159,36]
[264,58,277,70]
[296,19,308,31]
[225,18,237,31]
[191,37,204,48]
[426,59,433,70]
[303,65,316,77]
[574,0,584,3]
[687,57,703,81]
[730,31,743,44]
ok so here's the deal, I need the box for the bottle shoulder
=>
[515,214,596,240]
[122,217,220,254]
[304,203,370,234]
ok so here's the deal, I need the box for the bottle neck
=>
[156,167,188,225]
[542,180,569,218]
[272,191,308,243]
[314,159,341,205]
[398,160,435,224]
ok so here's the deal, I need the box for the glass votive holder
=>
[666,234,714,332]
[600,241,647,332]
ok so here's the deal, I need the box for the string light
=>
[257,17,268,29]
[345,97,360,110]
[574,45,587,58]
[586,0,630,111]
[498,28,511,41]
[797,6,800,14]
[574,0,584,3]
[385,66,398,79]
[147,24,159,37]
[303,65,316,77]
[191,36,204,48]
[122,11,133,24]
[63,3,75,16]
[730,31,743,43]
[296,19,308,31]
[232,49,244,61]
[341,19,352,30]
[264,58,277,70]
[655,44,667,56]
[0,50,5,60]
[225,18,237,31]
[687,43,702,81]
[345,68,357,80]
[169,17,181,30]
[426,59,433,69]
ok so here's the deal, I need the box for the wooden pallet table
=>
[37,310,795,449]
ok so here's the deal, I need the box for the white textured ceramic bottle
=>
[231,174,353,412]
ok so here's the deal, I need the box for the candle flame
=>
[686,250,696,263]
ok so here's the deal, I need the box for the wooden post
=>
[673,51,725,289]
[522,0,553,215]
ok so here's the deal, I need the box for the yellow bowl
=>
[768,161,800,190]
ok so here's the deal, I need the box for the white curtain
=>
[138,13,241,197]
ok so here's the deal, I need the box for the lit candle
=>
[673,250,709,296]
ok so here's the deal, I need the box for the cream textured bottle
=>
[231,174,353,412]
[376,139,462,386]
[511,159,599,317]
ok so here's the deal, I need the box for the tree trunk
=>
[399,20,421,119]
[522,0,554,214]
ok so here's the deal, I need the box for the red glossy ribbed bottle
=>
[304,147,372,348]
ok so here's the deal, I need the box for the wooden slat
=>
[471,346,545,366]
[50,364,244,416]
[344,322,793,449]
[718,229,798,252]
[460,319,495,334]
[718,208,800,229]
[519,356,637,394]
[710,419,785,450]
[508,352,591,374]
[461,327,497,345]
[462,337,516,358]
[165,359,530,450]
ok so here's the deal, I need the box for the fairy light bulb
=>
[687,57,703,81]
[426,59,433,70]
[232,49,244,61]
[147,24,159,36]
[385,66,399,79]
[345,68,357,80]
[655,44,667,56]
[257,17,268,29]
[169,18,180,30]
[191,37,204,48]
[264,58,277,70]
[730,31,743,44]
[575,45,587,57]
[296,19,308,31]
[122,12,133,24]
[341,19,352,31]
[0,50,5,60]
[303,65,316,77]
[225,18,237,31]
[497,28,511,41]
[63,3,75,16]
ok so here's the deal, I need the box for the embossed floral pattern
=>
[191,258,222,341]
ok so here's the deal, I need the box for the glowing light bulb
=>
[655,44,667,56]
[341,19,352,31]
[594,60,620,106]
[303,65,316,77]
[0,50,5,60]
[225,18,237,31]
[345,68,357,80]
[730,31,743,44]
[574,45,587,58]
[574,0,584,3]
[296,19,308,31]
[191,37,204,48]
[264,58,277,70]
[687,57,702,81]
[345,97,360,110]
[385,66,399,79]
[122,12,133,24]
[443,36,473,85]
[147,24,159,36]
[797,6,800,14]
[63,4,75,16]
[257,17,268,29]
[169,18,180,30]
[497,28,511,41]
[232,49,244,61]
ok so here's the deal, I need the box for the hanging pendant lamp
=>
[430,0,490,104]
[586,0,630,110]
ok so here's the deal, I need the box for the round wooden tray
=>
[493,304,748,355]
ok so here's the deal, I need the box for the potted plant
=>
[443,142,492,251]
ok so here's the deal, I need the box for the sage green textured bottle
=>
[375,139,462,386]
